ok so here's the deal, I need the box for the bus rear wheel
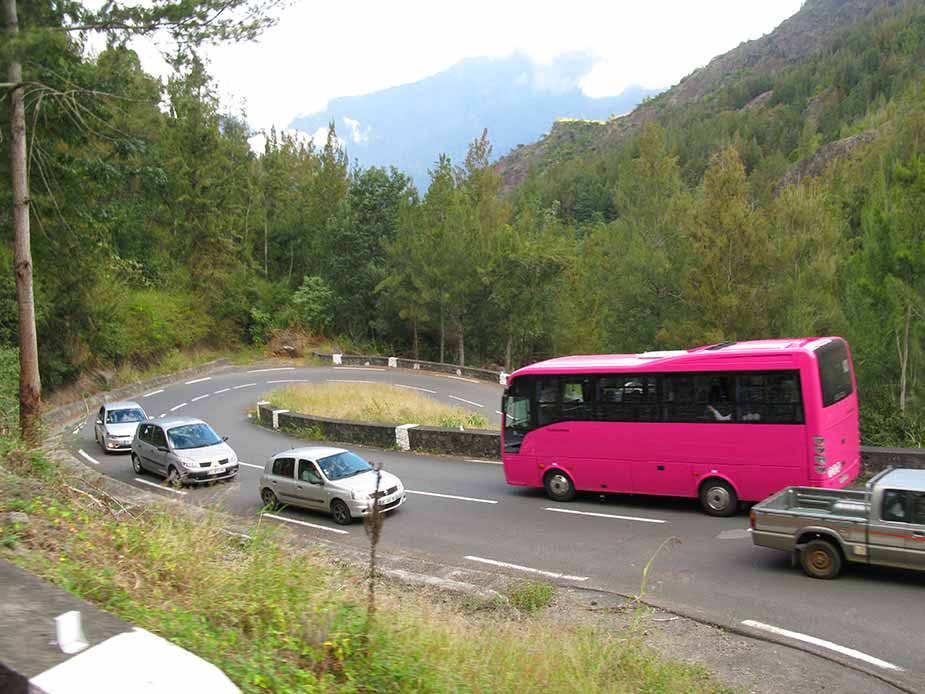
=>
[699,479,738,517]
[544,470,575,502]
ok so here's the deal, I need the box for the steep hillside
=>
[496,0,900,190]
[289,52,660,189]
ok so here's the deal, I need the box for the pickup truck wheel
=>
[699,479,738,517]
[800,539,842,579]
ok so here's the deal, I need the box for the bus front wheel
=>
[544,470,575,502]
[699,478,738,517]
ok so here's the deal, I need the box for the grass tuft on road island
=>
[0,447,726,693]
[268,383,496,430]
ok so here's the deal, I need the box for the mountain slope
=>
[289,52,661,189]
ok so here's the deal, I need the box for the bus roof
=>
[511,337,840,378]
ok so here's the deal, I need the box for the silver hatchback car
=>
[131,416,239,486]
[260,447,405,525]
[95,401,148,453]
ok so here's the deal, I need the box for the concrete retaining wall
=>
[861,446,925,473]
[407,426,500,458]
[313,352,506,384]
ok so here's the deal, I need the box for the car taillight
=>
[749,512,755,530]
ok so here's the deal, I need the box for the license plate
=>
[210,467,221,475]
[839,472,849,484]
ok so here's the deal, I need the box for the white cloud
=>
[342,117,370,144]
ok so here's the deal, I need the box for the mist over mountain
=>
[288,52,662,188]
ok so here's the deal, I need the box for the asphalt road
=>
[65,364,925,689]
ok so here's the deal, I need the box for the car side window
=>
[882,490,909,523]
[298,460,322,484]
[138,424,151,443]
[911,493,925,526]
[272,457,295,478]
[98,406,105,423]
[151,427,168,449]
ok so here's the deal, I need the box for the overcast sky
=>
[119,0,804,134]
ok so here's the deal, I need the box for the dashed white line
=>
[544,507,668,524]
[449,395,483,408]
[169,403,187,412]
[464,556,589,582]
[214,388,231,394]
[405,490,497,504]
[232,383,257,389]
[261,512,349,535]
[191,394,210,402]
[185,377,212,385]
[248,367,295,373]
[143,389,164,398]
[332,366,385,371]
[77,449,100,465]
[443,375,480,384]
[134,477,187,495]
[464,458,503,465]
[740,620,903,672]
[266,379,308,384]
[327,379,375,384]
[159,413,167,418]
[394,384,437,394]
[238,462,263,470]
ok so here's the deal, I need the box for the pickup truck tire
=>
[699,479,738,516]
[800,539,842,579]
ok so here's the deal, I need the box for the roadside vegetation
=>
[0,446,725,693]
[267,383,494,430]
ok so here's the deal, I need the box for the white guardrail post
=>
[499,371,508,385]
[332,353,342,365]
[388,356,397,368]
[395,424,418,451]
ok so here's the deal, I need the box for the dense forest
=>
[2,1,925,445]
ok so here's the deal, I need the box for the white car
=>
[95,401,148,453]
[131,416,239,486]
[259,446,405,525]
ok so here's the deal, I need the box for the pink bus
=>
[501,338,860,516]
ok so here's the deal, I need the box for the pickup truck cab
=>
[751,468,925,579]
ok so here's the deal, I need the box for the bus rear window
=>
[816,339,853,407]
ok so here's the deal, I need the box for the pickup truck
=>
[750,468,925,579]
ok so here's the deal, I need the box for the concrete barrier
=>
[861,446,925,473]
[314,352,505,384]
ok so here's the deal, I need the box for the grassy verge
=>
[0,447,725,693]
[268,383,496,430]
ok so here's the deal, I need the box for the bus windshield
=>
[504,379,531,453]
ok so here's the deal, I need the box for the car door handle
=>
[270,480,277,485]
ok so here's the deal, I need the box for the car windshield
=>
[166,423,223,450]
[317,451,373,481]
[106,408,146,424]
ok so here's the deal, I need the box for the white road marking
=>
[71,426,80,435]
[740,620,903,672]
[233,383,257,389]
[238,462,263,469]
[169,403,187,412]
[248,367,295,373]
[261,512,349,535]
[443,375,480,384]
[449,395,483,408]
[134,477,186,496]
[394,384,437,394]
[185,377,211,385]
[191,394,210,402]
[266,379,308,384]
[464,458,503,465]
[77,449,100,466]
[143,389,164,398]
[214,388,231,394]
[332,366,385,371]
[327,379,376,384]
[544,507,667,524]
[405,490,497,504]
[465,555,589,582]
[159,413,166,418]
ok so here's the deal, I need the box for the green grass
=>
[0,447,727,694]
[268,383,496,430]
[507,581,556,613]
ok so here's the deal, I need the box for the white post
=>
[388,357,397,368]
[395,424,418,451]
[499,371,508,386]
[271,409,289,429]
[332,353,343,365]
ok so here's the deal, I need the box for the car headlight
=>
[351,490,364,501]
[179,458,198,469]
[229,452,238,465]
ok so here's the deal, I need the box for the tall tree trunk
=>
[5,0,42,445]
[505,334,512,372]
[439,305,445,364]
[264,219,268,276]
[412,319,419,361]
[897,302,912,415]
[457,325,465,366]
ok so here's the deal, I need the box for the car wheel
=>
[131,454,143,475]
[800,539,843,579]
[166,466,182,488]
[544,469,575,502]
[260,488,278,509]
[330,499,352,525]
[699,479,738,517]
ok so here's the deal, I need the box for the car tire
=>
[131,454,143,475]
[260,488,278,509]
[544,469,576,502]
[800,539,843,579]
[166,466,183,488]
[699,478,738,517]
[330,499,352,525]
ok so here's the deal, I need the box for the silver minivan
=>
[95,401,148,453]
[131,416,239,486]
[259,446,405,525]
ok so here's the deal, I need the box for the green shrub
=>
[0,347,17,436]
[507,581,556,613]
